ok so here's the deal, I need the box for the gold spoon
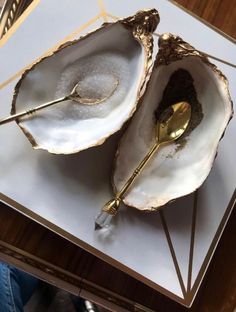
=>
[0,78,119,126]
[95,101,192,230]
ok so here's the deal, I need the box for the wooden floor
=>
[176,0,236,39]
[0,1,235,311]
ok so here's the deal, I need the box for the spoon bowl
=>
[157,101,191,143]
[69,77,119,105]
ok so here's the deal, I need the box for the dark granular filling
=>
[155,68,204,147]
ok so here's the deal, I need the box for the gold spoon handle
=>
[117,141,161,199]
[102,142,161,214]
[0,95,69,126]
[95,141,161,229]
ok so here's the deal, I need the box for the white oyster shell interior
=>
[114,56,232,210]
[14,23,146,154]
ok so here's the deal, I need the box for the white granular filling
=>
[53,51,130,121]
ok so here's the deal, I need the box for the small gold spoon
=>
[95,101,192,230]
[0,78,119,126]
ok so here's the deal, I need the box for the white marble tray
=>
[0,0,235,307]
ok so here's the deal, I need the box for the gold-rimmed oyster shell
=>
[113,33,233,211]
[12,9,159,154]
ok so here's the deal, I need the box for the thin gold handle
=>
[117,141,160,198]
[102,141,161,216]
[95,141,161,229]
[0,95,69,126]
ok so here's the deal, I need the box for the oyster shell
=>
[113,33,233,211]
[12,9,159,154]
